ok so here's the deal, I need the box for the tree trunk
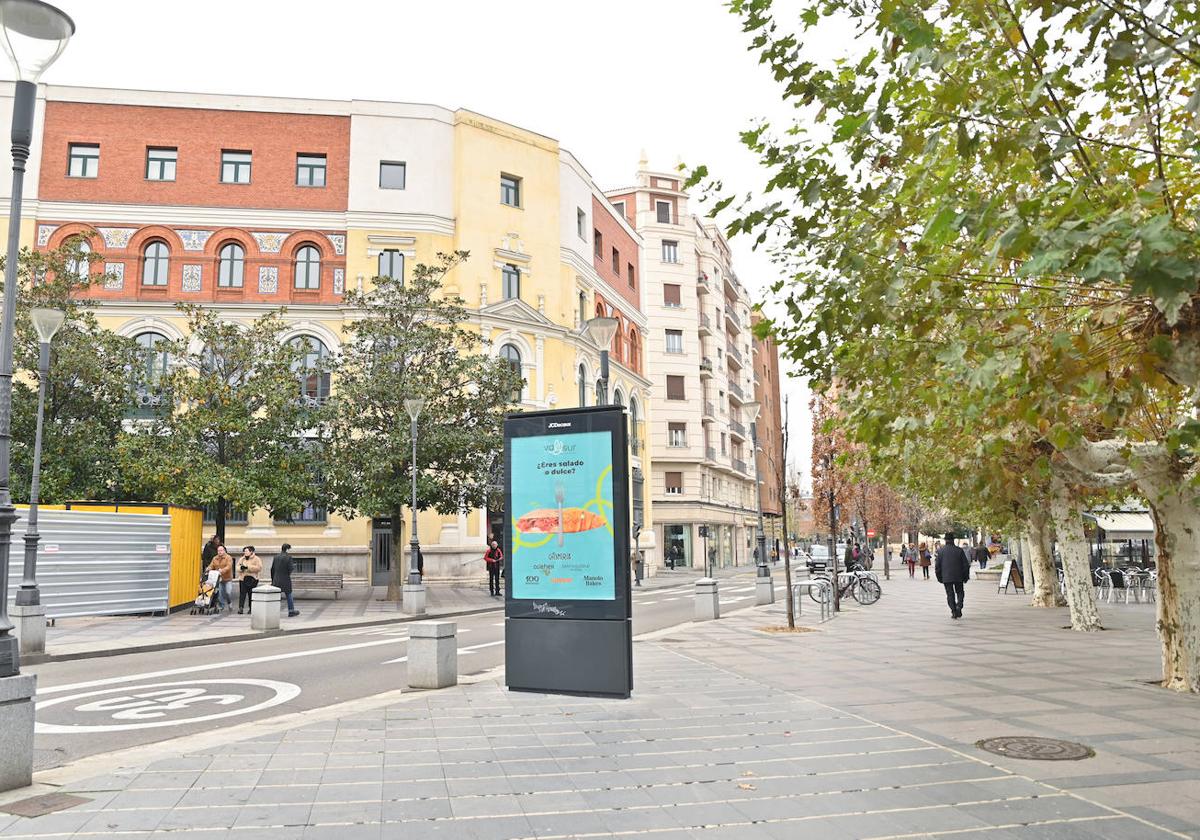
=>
[1049,476,1103,632]
[1147,490,1200,693]
[387,506,404,602]
[1026,509,1064,608]
[216,496,227,544]
[882,526,890,580]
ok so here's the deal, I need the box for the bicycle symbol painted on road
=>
[35,679,300,733]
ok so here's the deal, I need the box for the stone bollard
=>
[12,603,46,656]
[0,673,36,791]
[402,582,426,616]
[694,578,720,621]
[407,620,457,689]
[251,585,282,632]
[756,574,776,606]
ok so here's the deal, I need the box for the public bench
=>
[291,572,344,599]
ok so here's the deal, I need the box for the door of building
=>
[371,517,393,586]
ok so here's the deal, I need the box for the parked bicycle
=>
[809,563,882,605]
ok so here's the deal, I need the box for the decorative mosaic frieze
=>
[252,232,286,253]
[98,227,135,248]
[258,266,278,294]
[333,268,344,295]
[37,225,57,247]
[176,229,212,251]
[327,234,345,256]
[103,262,124,290]
[182,264,202,293]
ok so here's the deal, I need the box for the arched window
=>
[67,239,91,279]
[629,327,641,372]
[142,241,169,286]
[613,388,624,408]
[577,363,587,407]
[217,242,244,288]
[499,343,523,401]
[379,249,403,281]
[629,396,641,452]
[294,244,321,290]
[131,331,170,417]
[291,335,330,405]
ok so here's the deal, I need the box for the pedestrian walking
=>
[935,532,971,619]
[209,545,234,612]
[201,535,222,579]
[667,544,680,570]
[901,543,916,577]
[272,543,299,617]
[974,541,990,570]
[485,540,503,597]
[919,542,932,580]
[237,545,262,614]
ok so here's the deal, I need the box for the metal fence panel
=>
[4,509,172,618]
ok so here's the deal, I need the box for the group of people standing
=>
[898,542,934,579]
[201,536,301,617]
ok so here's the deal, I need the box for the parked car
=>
[806,542,847,573]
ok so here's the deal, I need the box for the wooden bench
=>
[291,572,344,599]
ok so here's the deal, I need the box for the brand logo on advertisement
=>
[548,422,572,429]
[544,438,577,455]
[525,575,540,584]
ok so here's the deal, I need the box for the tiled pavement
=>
[2,572,1196,838]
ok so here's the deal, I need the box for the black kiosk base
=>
[506,617,632,698]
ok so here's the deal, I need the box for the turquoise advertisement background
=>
[511,430,615,601]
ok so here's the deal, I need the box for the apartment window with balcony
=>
[379,160,406,189]
[627,262,635,289]
[668,423,687,447]
[221,150,252,183]
[500,173,521,207]
[577,207,586,240]
[502,263,520,300]
[665,472,683,495]
[665,329,683,354]
[666,375,685,400]
[146,147,176,181]
[593,229,602,258]
[611,246,620,274]
[68,143,99,178]
[296,153,327,187]
[663,284,681,307]
[662,240,679,263]
[656,201,671,223]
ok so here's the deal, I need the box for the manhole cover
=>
[976,736,1094,761]
[0,793,91,818]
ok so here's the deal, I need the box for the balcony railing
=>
[733,458,748,475]
[700,358,713,377]
[730,420,746,438]
[726,342,743,367]
[697,274,710,294]
[703,400,715,418]
[729,380,744,400]
[700,312,711,331]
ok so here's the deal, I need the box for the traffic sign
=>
[867,529,876,537]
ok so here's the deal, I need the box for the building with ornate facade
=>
[0,82,654,583]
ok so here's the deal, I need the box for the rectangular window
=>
[296,153,327,187]
[379,160,406,189]
[593,229,602,258]
[502,263,520,300]
[656,201,672,223]
[379,249,404,281]
[663,284,681,307]
[668,423,687,447]
[67,143,99,178]
[145,147,176,181]
[500,173,521,207]
[721,433,727,454]
[665,329,684,354]
[627,262,635,288]
[665,472,683,495]
[221,150,252,184]
[666,375,685,400]
[611,246,620,274]
[662,240,679,263]
[577,208,586,240]
[611,200,625,217]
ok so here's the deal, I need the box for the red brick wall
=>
[592,196,640,311]
[606,192,636,226]
[39,102,349,211]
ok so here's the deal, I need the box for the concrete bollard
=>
[402,582,426,616]
[251,585,282,632]
[0,674,36,791]
[756,574,776,606]
[12,603,46,656]
[407,620,457,689]
[694,578,720,621]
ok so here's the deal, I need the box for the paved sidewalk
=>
[5,569,1193,838]
[30,565,743,663]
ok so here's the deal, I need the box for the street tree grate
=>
[976,736,1094,761]
[0,793,91,818]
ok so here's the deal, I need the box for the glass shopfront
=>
[664,524,692,569]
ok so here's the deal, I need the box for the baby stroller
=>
[191,569,222,615]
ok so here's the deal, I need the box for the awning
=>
[1085,511,1155,541]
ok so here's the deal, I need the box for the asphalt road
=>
[28,572,785,771]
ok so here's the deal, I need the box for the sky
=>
[41,0,815,486]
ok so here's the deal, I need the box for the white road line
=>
[637,600,660,606]
[383,639,504,664]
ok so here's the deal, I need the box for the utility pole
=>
[781,396,794,628]
[826,453,840,612]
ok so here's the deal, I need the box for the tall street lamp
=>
[12,306,63,655]
[743,401,774,605]
[585,316,618,405]
[0,0,74,684]
[402,397,425,616]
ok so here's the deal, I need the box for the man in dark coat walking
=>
[271,543,299,617]
[935,532,971,619]
[973,542,991,570]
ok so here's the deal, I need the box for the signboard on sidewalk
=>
[503,406,632,698]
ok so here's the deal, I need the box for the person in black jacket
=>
[934,532,971,619]
[974,542,991,570]
[271,543,299,617]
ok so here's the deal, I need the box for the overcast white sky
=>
[43,0,814,485]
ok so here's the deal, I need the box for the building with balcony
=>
[752,314,785,550]
[607,160,761,571]
[3,82,654,582]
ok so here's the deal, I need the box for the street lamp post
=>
[585,316,618,406]
[743,401,773,605]
[825,453,841,613]
[12,307,63,656]
[0,0,74,686]
[402,397,425,616]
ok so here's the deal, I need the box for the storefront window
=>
[664,524,692,569]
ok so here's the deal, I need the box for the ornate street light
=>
[743,400,773,604]
[585,316,618,405]
[403,396,425,615]
[0,0,74,680]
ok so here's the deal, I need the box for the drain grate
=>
[976,736,1094,761]
[0,793,92,818]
